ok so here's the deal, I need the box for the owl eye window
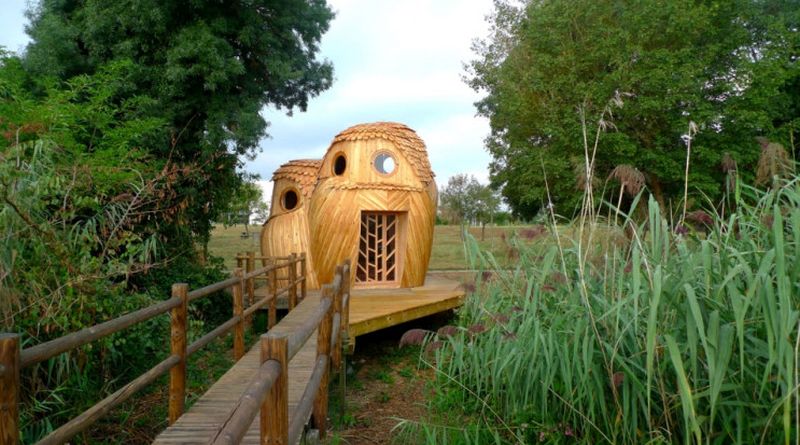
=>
[281,189,299,211]
[333,153,347,176]
[373,152,396,175]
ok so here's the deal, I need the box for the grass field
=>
[207,224,559,270]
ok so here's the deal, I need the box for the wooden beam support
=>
[232,268,245,361]
[168,284,189,425]
[331,266,344,370]
[247,251,256,329]
[0,333,19,445]
[300,254,307,300]
[261,333,288,445]
[313,286,333,438]
[288,254,297,310]
[269,262,277,329]
[341,260,352,353]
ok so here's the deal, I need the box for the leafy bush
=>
[0,52,235,442]
[406,180,800,444]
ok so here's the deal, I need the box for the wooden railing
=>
[236,252,307,313]
[210,260,351,445]
[0,254,308,445]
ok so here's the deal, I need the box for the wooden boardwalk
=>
[154,292,322,445]
[154,276,464,444]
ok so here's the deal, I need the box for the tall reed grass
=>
[399,180,800,444]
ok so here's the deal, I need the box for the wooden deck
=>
[154,276,464,444]
[349,276,465,339]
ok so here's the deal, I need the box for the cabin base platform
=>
[253,275,465,351]
[347,276,465,348]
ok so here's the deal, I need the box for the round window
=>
[282,189,298,211]
[373,153,396,175]
[333,153,347,176]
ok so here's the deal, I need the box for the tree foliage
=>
[0,52,233,439]
[23,0,334,243]
[0,1,334,438]
[468,0,800,218]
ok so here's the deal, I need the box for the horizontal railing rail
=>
[0,253,309,445]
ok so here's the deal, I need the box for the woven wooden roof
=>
[329,122,434,184]
[271,159,321,197]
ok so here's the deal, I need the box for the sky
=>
[0,0,495,201]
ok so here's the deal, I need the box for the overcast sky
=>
[0,0,494,200]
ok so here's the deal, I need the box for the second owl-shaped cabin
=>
[260,159,321,289]
[260,122,437,290]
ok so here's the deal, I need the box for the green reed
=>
[401,181,800,444]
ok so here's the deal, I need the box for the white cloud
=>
[249,0,496,193]
[0,0,31,53]
[416,113,492,184]
[320,71,476,111]
[0,0,499,201]
[255,179,274,203]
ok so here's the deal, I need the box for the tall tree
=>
[468,0,799,218]
[23,0,334,247]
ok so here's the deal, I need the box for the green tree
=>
[473,182,502,240]
[224,181,269,234]
[22,0,334,248]
[440,174,501,239]
[468,0,800,218]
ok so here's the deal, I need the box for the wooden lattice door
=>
[356,212,400,285]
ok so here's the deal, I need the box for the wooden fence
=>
[0,253,311,445]
[210,260,351,444]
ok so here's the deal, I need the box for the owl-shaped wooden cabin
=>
[308,122,437,288]
[260,159,321,289]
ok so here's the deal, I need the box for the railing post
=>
[247,251,256,329]
[269,261,277,329]
[342,260,352,350]
[168,284,189,425]
[262,333,288,445]
[236,252,243,272]
[339,261,351,424]
[288,254,297,310]
[232,268,245,360]
[331,265,344,370]
[300,253,307,300]
[314,286,334,438]
[0,333,19,445]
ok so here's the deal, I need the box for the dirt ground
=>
[323,312,454,445]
